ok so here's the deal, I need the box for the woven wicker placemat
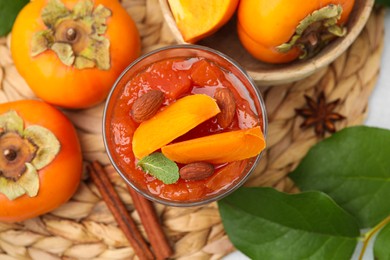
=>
[0,1,385,259]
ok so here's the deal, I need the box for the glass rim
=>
[102,44,268,207]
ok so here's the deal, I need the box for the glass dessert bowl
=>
[103,45,267,207]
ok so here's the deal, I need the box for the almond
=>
[130,90,164,123]
[179,162,214,181]
[214,88,236,128]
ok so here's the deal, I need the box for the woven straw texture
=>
[0,1,385,259]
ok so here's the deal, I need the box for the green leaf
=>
[375,0,390,7]
[218,187,360,260]
[0,0,29,36]
[290,126,390,228]
[137,153,179,184]
[374,221,390,259]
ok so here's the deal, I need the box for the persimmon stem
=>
[358,215,390,260]
[66,28,77,42]
[3,149,17,161]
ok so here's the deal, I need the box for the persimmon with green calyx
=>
[161,126,266,164]
[237,0,355,63]
[0,100,83,223]
[11,0,141,109]
[132,94,221,159]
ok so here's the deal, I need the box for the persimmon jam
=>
[104,48,266,205]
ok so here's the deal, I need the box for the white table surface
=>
[225,10,390,260]
[365,11,390,130]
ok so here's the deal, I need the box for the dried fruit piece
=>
[180,162,215,181]
[161,126,266,164]
[132,94,220,159]
[131,90,164,123]
[168,0,239,43]
[214,88,236,128]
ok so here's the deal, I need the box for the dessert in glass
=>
[103,45,267,206]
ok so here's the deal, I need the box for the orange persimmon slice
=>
[167,0,239,43]
[161,126,266,164]
[132,94,220,159]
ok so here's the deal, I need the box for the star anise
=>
[295,91,345,137]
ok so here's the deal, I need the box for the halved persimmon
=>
[161,126,265,164]
[168,0,239,43]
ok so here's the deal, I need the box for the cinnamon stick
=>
[88,161,154,260]
[127,186,173,260]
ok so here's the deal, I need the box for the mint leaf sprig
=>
[137,152,179,184]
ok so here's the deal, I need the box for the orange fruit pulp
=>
[168,0,239,43]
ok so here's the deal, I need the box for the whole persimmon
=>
[237,0,355,63]
[11,0,141,109]
[0,100,83,222]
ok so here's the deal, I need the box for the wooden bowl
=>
[159,0,374,85]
